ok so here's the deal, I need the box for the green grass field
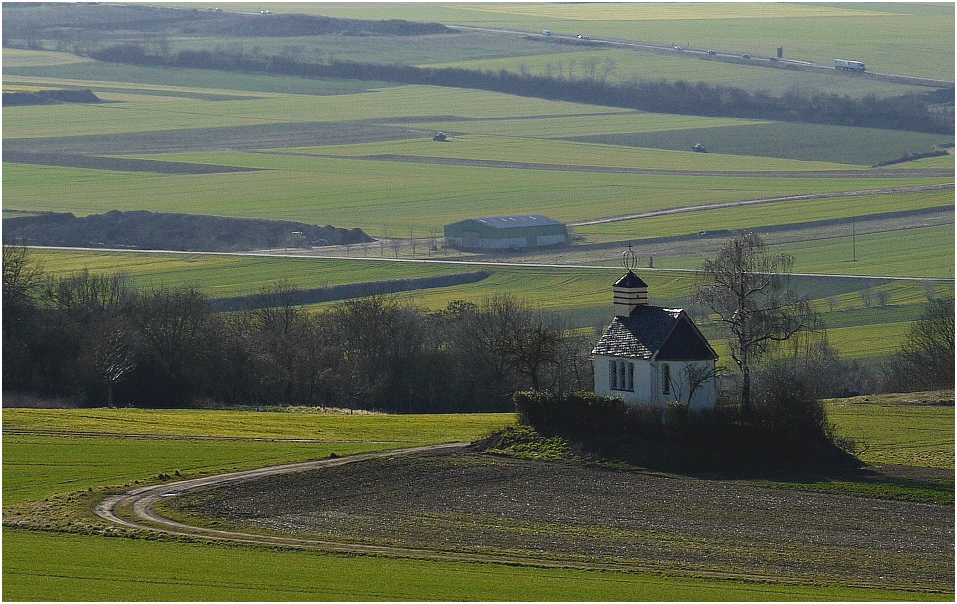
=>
[5,159,949,234]
[9,528,935,602]
[659,224,955,279]
[578,189,954,240]
[439,48,934,99]
[2,409,511,505]
[826,396,955,470]
[3,402,953,601]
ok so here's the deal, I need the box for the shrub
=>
[513,389,857,472]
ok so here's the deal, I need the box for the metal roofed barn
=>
[444,215,568,251]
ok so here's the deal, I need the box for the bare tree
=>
[488,295,563,391]
[241,281,314,406]
[129,286,214,406]
[3,245,44,317]
[45,270,138,406]
[599,57,617,82]
[886,296,955,391]
[45,269,133,319]
[667,362,718,406]
[3,245,45,388]
[444,298,515,407]
[92,325,136,408]
[329,294,427,410]
[428,227,439,255]
[694,234,818,411]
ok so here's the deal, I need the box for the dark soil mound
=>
[2,210,372,252]
[3,89,101,107]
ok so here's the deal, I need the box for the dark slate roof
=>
[614,270,647,289]
[475,215,563,229]
[592,306,717,361]
[656,315,718,361]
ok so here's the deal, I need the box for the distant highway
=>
[449,25,954,88]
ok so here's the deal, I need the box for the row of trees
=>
[2,247,592,411]
[88,44,953,135]
[4,236,951,411]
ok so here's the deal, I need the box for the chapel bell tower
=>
[613,245,649,317]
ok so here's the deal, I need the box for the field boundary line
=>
[305,152,955,179]
[23,245,956,283]
[570,183,955,226]
[2,428,399,444]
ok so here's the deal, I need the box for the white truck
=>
[835,59,865,72]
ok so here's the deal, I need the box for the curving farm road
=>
[91,442,703,575]
[89,442,953,590]
[93,444,512,561]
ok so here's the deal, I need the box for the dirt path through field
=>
[93,445,953,592]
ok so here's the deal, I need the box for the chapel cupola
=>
[614,246,649,317]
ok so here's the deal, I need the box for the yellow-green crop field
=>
[659,223,955,279]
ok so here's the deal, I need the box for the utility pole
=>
[852,222,857,262]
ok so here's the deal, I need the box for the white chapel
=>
[592,251,718,410]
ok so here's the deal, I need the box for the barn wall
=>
[444,219,568,250]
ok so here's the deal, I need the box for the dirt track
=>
[95,445,954,592]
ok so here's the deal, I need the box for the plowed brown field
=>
[165,449,953,590]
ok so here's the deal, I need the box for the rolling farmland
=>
[3,403,953,600]
[2,3,954,600]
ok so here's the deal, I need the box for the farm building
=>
[592,263,718,410]
[444,215,568,251]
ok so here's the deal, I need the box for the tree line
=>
[2,246,592,411]
[89,43,953,135]
[4,239,950,412]
[2,210,372,253]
